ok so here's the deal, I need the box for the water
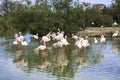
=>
[0,34,120,80]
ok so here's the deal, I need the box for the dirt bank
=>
[78,27,120,37]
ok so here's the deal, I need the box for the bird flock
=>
[12,29,119,53]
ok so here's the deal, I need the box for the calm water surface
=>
[0,34,120,80]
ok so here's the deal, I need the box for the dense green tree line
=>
[0,0,120,36]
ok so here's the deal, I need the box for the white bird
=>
[81,37,90,53]
[112,30,119,37]
[13,39,19,45]
[19,32,24,42]
[100,35,106,43]
[14,33,18,39]
[82,38,90,48]
[41,33,51,43]
[32,33,39,40]
[55,31,64,41]
[35,42,46,51]
[41,36,51,43]
[16,37,21,43]
[72,34,78,40]
[53,41,63,48]
[60,35,69,46]
[75,37,83,49]
[51,32,57,40]
[57,28,60,32]
[94,37,98,44]
[20,40,28,46]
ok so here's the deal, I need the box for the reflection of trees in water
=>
[112,38,120,56]
[72,43,105,70]
[13,49,28,71]
[12,46,75,78]
[75,52,89,70]
[13,48,50,72]
[52,47,71,78]
[11,39,106,79]
[87,49,105,68]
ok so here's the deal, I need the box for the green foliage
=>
[111,0,120,23]
[0,0,119,36]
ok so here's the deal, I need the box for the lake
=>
[0,33,120,80]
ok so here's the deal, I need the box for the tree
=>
[111,0,120,23]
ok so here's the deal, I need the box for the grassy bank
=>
[78,27,120,37]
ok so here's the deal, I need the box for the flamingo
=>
[94,37,98,44]
[60,35,69,46]
[13,32,21,46]
[81,36,90,53]
[19,32,24,42]
[13,39,19,45]
[75,37,83,49]
[13,34,21,46]
[112,30,119,37]
[14,33,18,39]
[41,35,51,43]
[72,34,78,40]
[20,40,28,46]
[13,32,29,47]
[57,28,60,32]
[51,32,57,40]
[32,33,39,40]
[53,41,63,48]
[34,41,46,54]
[55,31,64,41]
[100,35,106,43]
[82,37,90,48]
[41,32,51,43]
[46,31,52,37]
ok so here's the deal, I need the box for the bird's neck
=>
[43,42,46,46]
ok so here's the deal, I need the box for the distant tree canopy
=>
[0,0,120,36]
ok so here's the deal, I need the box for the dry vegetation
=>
[78,27,120,37]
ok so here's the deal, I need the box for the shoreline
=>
[78,27,120,37]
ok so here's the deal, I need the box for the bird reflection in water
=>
[13,50,28,69]
[37,60,51,70]
[93,59,98,68]
[100,55,104,62]
[93,52,105,68]
[75,51,89,70]
[112,39,120,55]
[53,46,69,73]
[34,50,51,71]
[74,47,105,70]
